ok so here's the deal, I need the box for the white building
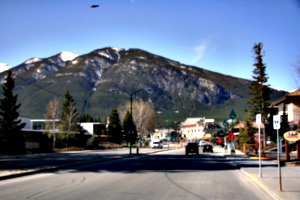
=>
[80,122,106,136]
[151,128,175,141]
[180,117,214,140]
[270,89,300,126]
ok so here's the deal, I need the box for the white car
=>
[150,140,163,149]
[199,140,206,146]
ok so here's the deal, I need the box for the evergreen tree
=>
[94,117,101,122]
[123,110,137,144]
[108,108,122,144]
[0,70,26,155]
[79,114,101,122]
[247,42,271,120]
[80,113,94,122]
[60,90,80,147]
[244,43,272,150]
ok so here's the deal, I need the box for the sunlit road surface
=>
[0,149,272,200]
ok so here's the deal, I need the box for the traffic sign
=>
[255,135,264,143]
[273,115,280,130]
[226,132,236,141]
[256,114,261,125]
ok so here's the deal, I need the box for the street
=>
[0,148,273,200]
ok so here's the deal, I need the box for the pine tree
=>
[94,117,101,122]
[80,113,94,122]
[123,110,137,144]
[60,90,80,147]
[0,70,26,155]
[245,43,272,151]
[108,108,122,144]
[247,42,271,120]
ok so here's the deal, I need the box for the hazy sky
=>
[1,0,300,91]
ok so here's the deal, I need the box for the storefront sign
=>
[283,131,300,142]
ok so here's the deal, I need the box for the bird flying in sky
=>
[91,5,99,8]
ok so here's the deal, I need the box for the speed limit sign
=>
[273,115,280,130]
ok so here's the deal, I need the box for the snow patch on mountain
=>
[0,63,12,72]
[25,57,41,64]
[111,47,124,52]
[59,51,78,62]
[97,51,114,60]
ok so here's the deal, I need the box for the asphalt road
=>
[0,149,273,200]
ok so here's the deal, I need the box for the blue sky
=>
[1,0,300,91]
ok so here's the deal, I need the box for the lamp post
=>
[157,110,179,148]
[223,119,228,151]
[111,87,152,154]
[229,109,236,156]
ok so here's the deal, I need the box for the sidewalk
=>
[222,149,300,200]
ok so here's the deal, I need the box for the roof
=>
[270,89,300,107]
[181,117,204,125]
[234,122,265,129]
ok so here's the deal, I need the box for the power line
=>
[15,75,86,104]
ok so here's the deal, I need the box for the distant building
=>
[204,120,223,137]
[151,128,176,141]
[180,117,216,140]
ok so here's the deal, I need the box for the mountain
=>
[0,47,287,121]
[0,63,12,73]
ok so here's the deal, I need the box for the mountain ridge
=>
[0,47,287,121]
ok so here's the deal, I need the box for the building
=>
[151,128,176,141]
[270,89,300,127]
[204,120,223,137]
[80,122,107,136]
[180,117,217,140]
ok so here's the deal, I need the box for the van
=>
[150,139,163,149]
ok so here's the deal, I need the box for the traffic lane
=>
[0,149,125,170]
[0,149,272,200]
[0,148,164,170]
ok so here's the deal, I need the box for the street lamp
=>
[111,87,152,154]
[223,119,228,150]
[157,110,179,148]
[229,109,236,156]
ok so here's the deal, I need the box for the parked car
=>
[186,142,199,155]
[202,144,213,153]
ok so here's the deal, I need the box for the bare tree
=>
[45,97,61,148]
[64,103,80,148]
[119,100,156,139]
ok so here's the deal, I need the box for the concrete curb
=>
[221,152,280,200]
[240,169,282,200]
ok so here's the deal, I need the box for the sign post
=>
[256,114,262,178]
[273,115,282,191]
